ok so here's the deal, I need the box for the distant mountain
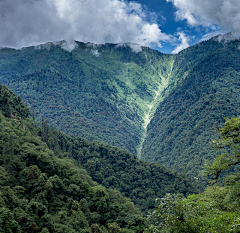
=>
[1,37,240,176]
[142,38,240,176]
[1,42,173,155]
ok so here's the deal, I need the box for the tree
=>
[145,191,240,233]
[0,208,21,233]
[145,117,240,233]
[108,223,121,233]
[202,117,240,182]
[90,224,103,233]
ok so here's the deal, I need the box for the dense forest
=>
[39,119,201,214]
[2,83,240,232]
[142,38,240,177]
[1,36,240,232]
[1,42,173,155]
[146,117,240,232]
[1,37,240,177]
[0,84,199,232]
[0,84,146,232]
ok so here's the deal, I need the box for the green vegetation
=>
[2,37,240,177]
[142,38,240,176]
[0,84,147,232]
[146,117,240,233]
[40,122,200,214]
[0,84,199,232]
[2,42,173,155]
[2,37,240,232]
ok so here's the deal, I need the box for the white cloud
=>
[167,0,240,38]
[172,32,190,54]
[129,43,143,53]
[91,50,100,57]
[200,31,226,42]
[0,0,172,49]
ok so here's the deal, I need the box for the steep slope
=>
[0,84,199,233]
[41,124,200,214]
[142,38,240,176]
[2,37,240,177]
[0,84,147,233]
[1,42,173,155]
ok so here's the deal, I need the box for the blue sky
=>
[0,0,239,54]
[129,0,224,53]
[128,0,182,53]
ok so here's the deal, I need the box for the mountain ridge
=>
[1,36,240,176]
[2,42,173,155]
[0,83,199,232]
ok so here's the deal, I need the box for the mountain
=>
[41,122,200,214]
[142,37,240,176]
[1,37,240,176]
[0,84,145,232]
[1,42,173,156]
[0,84,198,232]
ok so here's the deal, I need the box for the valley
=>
[1,36,240,233]
[137,76,169,158]
[0,84,200,232]
[1,37,240,178]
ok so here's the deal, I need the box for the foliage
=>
[0,87,147,232]
[2,42,173,155]
[0,84,29,119]
[146,189,240,233]
[40,120,200,215]
[202,117,240,182]
[2,38,239,178]
[146,117,240,233]
[0,208,21,233]
[142,38,240,176]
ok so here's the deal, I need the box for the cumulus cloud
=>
[167,0,240,38]
[172,32,190,54]
[0,0,172,49]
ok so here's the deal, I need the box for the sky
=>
[0,0,240,54]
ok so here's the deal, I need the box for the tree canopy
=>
[146,117,240,233]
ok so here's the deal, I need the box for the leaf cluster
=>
[40,118,200,215]
[0,87,147,233]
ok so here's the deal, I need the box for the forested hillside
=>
[0,84,199,232]
[142,38,240,177]
[1,42,173,155]
[1,36,240,176]
[0,84,147,232]
[39,120,200,214]
[146,117,240,233]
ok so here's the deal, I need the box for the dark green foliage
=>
[146,117,240,233]
[0,84,29,119]
[0,208,21,233]
[146,189,240,233]
[0,87,147,233]
[3,42,172,155]
[41,122,200,215]
[2,37,239,178]
[142,38,240,176]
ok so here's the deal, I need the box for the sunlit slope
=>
[142,38,240,176]
[1,42,173,154]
